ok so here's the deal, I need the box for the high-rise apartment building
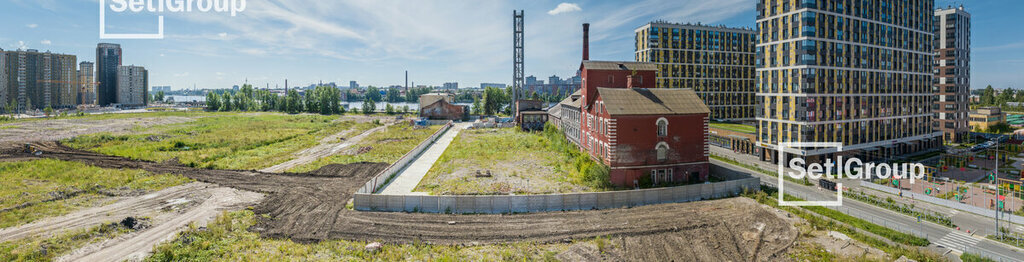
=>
[116,65,148,107]
[96,43,122,106]
[933,6,970,142]
[0,49,6,112]
[0,49,78,112]
[78,62,94,105]
[635,22,756,121]
[755,0,941,162]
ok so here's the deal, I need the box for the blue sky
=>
[0,0,1021,90]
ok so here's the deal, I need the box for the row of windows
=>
[758,115,933,145]
[639,50,755,67]
[757,69,931,95]
[759,0,934,32]
[758,40,932,73]
[637,27,755,53]
[759,95,931,122]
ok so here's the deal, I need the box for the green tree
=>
[362,97,376,114]
[365,86,382,102]
[472,97,483,115]
[981,85,996,105]
[401,105,409,114]
[153,91,165,103]
[205,92,220,111]
[221,92,233,111]
[43,106,53,117]
[385,103,395,115]
[286,89,302,114]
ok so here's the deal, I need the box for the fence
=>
[860,181,1024,225]
[354,175,760,214]
[357,121,454,194]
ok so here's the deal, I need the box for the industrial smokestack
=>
[582,23,590,61]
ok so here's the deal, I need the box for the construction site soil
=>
[1,141,798,260]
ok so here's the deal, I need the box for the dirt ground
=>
[0,116,197,143]
[260,123,389,173]
[1,141,799,260]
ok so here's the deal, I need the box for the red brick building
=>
[419,93,466,120]
[578,61,711,187]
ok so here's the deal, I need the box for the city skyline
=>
[1,0,1021,91]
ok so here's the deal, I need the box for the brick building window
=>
[656,142,669,162]
[656,117,668,137]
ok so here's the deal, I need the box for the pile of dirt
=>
[1,141,798,260]
[309,162,388,177]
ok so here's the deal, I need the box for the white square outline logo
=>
[99,0,165,39]
[777,142,844,206]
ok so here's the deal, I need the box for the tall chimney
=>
[582,23,590,61]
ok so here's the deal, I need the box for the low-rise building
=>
[553,90,583,146]
[969,107,1006,131]
[578,61,710,187]
[419,93,466,120]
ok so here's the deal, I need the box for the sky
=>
[0,0,1021,90]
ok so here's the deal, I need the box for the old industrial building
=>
[419,93,467,120]
[578,60,710,187]
[635,22,756,122]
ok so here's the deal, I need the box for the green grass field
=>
[414,128,597,195]
[289,123,443,173]
[146,210,570,261]
[64,113,367,171]
[709,122,756,134]
[0,159,189,228]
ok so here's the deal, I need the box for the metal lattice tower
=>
[512,10,524,118]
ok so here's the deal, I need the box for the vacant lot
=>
[63,113,379,170]
[288,123,443,173]
[414,128,593,195]
[0,159,189,228]
[0,112,203,143]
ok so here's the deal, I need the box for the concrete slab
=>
[379,123,469,195]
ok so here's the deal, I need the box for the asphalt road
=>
[712,158,1024,261]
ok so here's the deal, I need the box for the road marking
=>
[1017,225,1024,232]
[934,231,980,253]
[949,209,959,215]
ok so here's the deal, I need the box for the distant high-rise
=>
[96,43,122,106]
[1,49,77,111]
[0,49,6,111]
[934,6,971,142]
[635,22,756,121]
[443,82,458,90]
[349,81,358,89]
[117,65,147,107]
[756,0,940,162]
[78,61,95,105]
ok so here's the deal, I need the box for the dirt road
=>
[260,124,389,173]
[0,116,196,143]
[1,142,798,261]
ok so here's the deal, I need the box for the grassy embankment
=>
[288,122,443,173]
[64,114,374,171]
[0,159,188,228]
[414,127,603,195]
[146,210,573,261]
[746,188,943,261]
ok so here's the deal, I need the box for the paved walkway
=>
[378,123,469,195]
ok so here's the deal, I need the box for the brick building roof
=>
[581,61,658,71]
[596,88,710,115]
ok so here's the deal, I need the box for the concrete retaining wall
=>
[354,177,760,214]
[860,181,1024,225]
[357,121,454,194]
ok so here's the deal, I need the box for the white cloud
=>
[173,72,190,77]
[548,3,582,15]
[15,41,28,50]
[218,32,228,38]
[26,24,38,29]
[40,40,51,45]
